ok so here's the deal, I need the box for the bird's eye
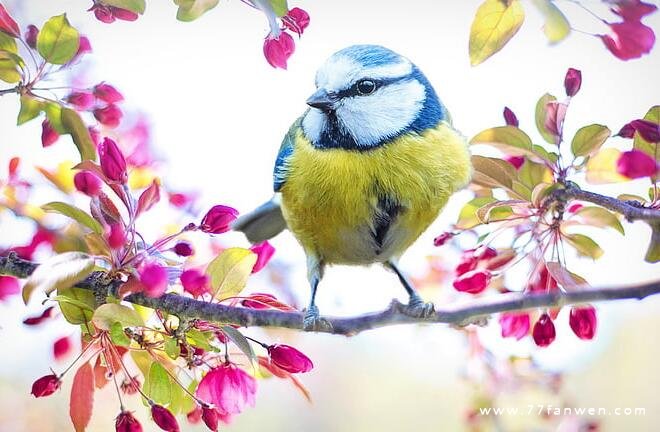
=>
[356,79,377,95]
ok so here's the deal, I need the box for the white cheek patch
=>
[336,80,426,147]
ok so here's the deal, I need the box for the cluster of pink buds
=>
[262,7,310,69]
[450,246,512,294]
[64,83,125,129]
[600,0,657,60]
[615,118,659,179]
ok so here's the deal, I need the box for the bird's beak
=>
[306,88,335,111]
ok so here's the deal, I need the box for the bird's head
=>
[302,44,447,150]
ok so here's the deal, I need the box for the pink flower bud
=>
[452,270,492,294]
[25,24,38,48]
[180,269,209,298]
[532,313,556,347]
[31,374,61,397]
[110,6,139,21]
[0,3,20,38]
[94,104,123,128]
[23,306,55,325]
[74,171,102,196]
[564,68,582,97]
[53,336,72,360]
[250,241,275,273]
[99,137,128,183]
[600,21,655,60]
[173,242,194,257]
[567,203,583,213]
[617,122,636,138]
[201,406,219,432]
[140,263,169,298]
[474,246,497,261]
[73,36,92,60]
[66,91,95,110]
[455,253,477,276]
[107,223,126,249]
[503,106,519,127]
[151,404,180,432]
[41,120,59,147]
[0,275,20,302]
[282,7,310,35]
[263,32,295,69]
[199,205,239,234]
[94,83,124,104]
[629,119,660,143]
[241,293,279,309]
[505,156,525,169]
[616,149,657,179]
[268,344,314,373]
[569,305,597,340]
[433,231,454,247]
[186,406,202,424]
[116,410,143,432]
[499,312,530,340]
[93,5,116,23]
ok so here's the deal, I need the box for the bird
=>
[233,44,472,330]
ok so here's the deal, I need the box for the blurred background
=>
[0,0,659,431]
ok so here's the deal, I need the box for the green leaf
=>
[55,287,96,324]
[564,233,603,259]
[61,108,97,161]
[37,14,80,65]
[185,329,217,352]
[573,206,624,235]
[92,303,144,330]
[42,201,104,234]
[109,322,131,347]
[146,362,172,405]
[476,199,527,223]
[174,0,220,21]
[17,94,43,125]
[457,196,497,229]
[571,124,610,158]
[535,93,557,144]
[469,0,525,66]
[0,50,22,83]
[633,105,659,161]
[22,252,94,303]
[545,262,588,289]
[645,222,660,263]
[471,155,527,199]
[269,0,289,17]
[164,336,181,360]
[0,32,17,53]
[206,247,257,299]
[531,0,570,44]
[44,102,67,134]
[221,325,256,367]
[470,126,535,157]
[518,159,552,190]
[103,0,146,14]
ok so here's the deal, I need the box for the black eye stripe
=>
[332,75,412,99]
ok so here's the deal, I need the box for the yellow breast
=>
[280,122,471,265]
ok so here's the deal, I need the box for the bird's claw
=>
[404,295,435,318]
[303,305,333,332]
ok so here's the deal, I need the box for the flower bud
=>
[94,83,124,104]
[173,242,194,257]
[503,106,519,127]
[268,344,314,373]
[107,223,126,249]
[201,406,219,432]
[53,336,72,360]
[25,24,39,48]
[263,32,295,69]
[567,203,583,213]
[99,137,128,183]
[564,68,582,97]
[282,7,310,35]
[93,5,116,23]
[94,104,123,128]
[186,406,202,424]
[629,119,660,143]
[505,156,524,169]
[140,263,169,298]
[616,122,636,138]
[180,269,209,298]
[499,312,530,340]
[452,269,491,294]
[199,205,239,234]
[616,150,657,179]
[31,374,61,397]
[569,305,597,340]
[433,231,454,247]
[0,275,20,302]
[41,120,59,147]
[66,91,95,110]
[110,6,139,21]
[474,245,497,261]
[241,292,279,309]
[532,313,556,347]
[23,306,55,325]
[77,36,92,57]
[0,4,20,38]
[250,241,275,273]
[151,404,180,432]
[116,410,143,432]
[74,171,102,197]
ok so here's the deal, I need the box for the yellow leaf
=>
[206,247,257,300]
[585,148,628,184]
[128,167,157,190]
[532,0,570,44]
[469,0,525,66]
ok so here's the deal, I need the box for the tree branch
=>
[2,253,659,336]
[563,183,660,222]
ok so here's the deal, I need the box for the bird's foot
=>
[403,294,435,319]
[302,305,333,332]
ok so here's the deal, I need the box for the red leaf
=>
[136,179,160,216]
[70,362,95,432]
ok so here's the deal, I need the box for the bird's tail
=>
[231,195,287,244]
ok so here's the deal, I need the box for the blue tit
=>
[233,45,472,330]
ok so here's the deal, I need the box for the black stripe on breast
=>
[372,195,404,253]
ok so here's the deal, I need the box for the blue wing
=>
[273,117,302,192]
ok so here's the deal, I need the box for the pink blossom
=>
[92,5,115,23]
[25,25,38,48]
[99,137,128,183]
[505,156,525,169]
[66,91,95,110]
[564,68,582,97]
[23,307,55,326]
[116,410,143,432]
[268,344,314,373]
[199,205,239,234]
[196,363,257,416]
[567,203,583,213]
[76,36,92,58]
[0,276,20,302]
[0,3,20,38]
[180,269,209,297]
[532,313,556,347]
[617,122,637,138]
[53,336,72,360]
[250,241,275,273]
[611,0,657,22]
[503,106,519,127]
[110,6,139,22]
[201,406,219,432]
[107,223,126,249]
[616,149,657,178]
[263,32,295,69]
[569,305,598,340]
[31,374,61,397]
[74,171,102,196]
[629,119,660,142]
[173,242,194,257]
[499,312,530,340]
[601,21,655,60]
[282,7,310,35]
[41,120,59,147]
[94,83,124,104]
[452,270,492,294]
[140,263,169,298]
[94,104,123,128]
[151,404,179,432]
[433,231,455,247]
